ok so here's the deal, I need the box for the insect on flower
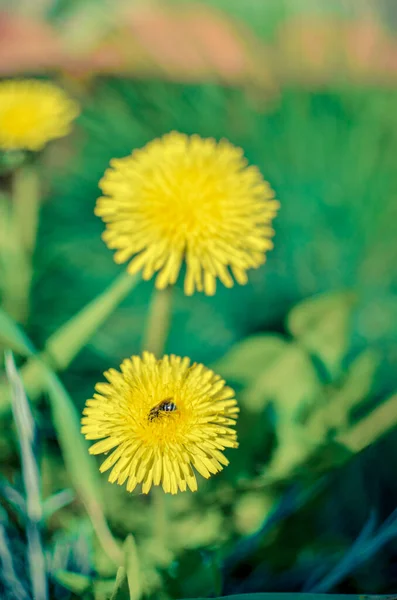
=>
[148,398,178,422]
[81,352,239,494]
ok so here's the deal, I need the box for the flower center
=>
[142,165,225,244]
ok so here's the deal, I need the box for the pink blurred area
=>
[1,3,397,87]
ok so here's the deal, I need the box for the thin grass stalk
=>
[45,370,123,565]
[5,351,48,600]
[0,522,30,600]
[0,312,122,564]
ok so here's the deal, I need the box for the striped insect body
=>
[149,398,178,422]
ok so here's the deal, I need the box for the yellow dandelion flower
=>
[81,352,239,494]
[0,79,79,151]
[96,132,279,295]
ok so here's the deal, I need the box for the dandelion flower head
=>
[96,132,279,295]
[81,352,239,494]
[0,79,79,151]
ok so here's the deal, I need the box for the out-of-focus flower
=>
[96,132,279,295]
[81,352,239,494]
[0,79,79,151]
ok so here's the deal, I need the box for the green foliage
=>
[123,536,141,600]
[0,272,139,412]
[1,16,397,597]
[287,291,356,381]
[110,567,130,600]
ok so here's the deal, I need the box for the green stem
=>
[85,497,123,566]
[153,486,167,548]
[142,286,173,357]
[2,165,40,323]
[141,286,174,556]
[13,164,40,254]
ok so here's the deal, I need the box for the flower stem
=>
[142,286,174,559]
[142,286,173,357]
[13,164,40,254]
[2,165,40,323]
[153,486,167,549]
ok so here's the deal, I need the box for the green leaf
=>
[42,489,75,519]
[298,439,354,480]
[307,350,380,439]
[266,391,397,484]
[0,307,34,356]
[214,334,287,385]
[53,570,118,599]
[339,392,397,453]
[5,352,48,600]
[0,313,121,563]
[123,535,142,600]
[287,291,356,380]
[166,549,220,599]
[2,271,140,407]
[53,570,92,594]
[45,371,122,565]
[242,341,323,419]
[44,271,140,371]
[110,567,130,600]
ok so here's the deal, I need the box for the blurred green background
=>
[1,1,397,599]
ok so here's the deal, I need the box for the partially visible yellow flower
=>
[0,79,79,151]
[81,352,239,494]
[96,132,279,295]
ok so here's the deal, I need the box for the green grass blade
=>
[53,570,92,594]
[44,370,122,565]
[110,567,130,600]
[42,489,75,519]
[0,307,35,356]
[44,271,140,370]
[0,521,30,600]
[0,271,140,408]
[0,315,121,563]
[5,351,48,600]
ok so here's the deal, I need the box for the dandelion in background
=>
[81,352,238,494]
[96,132,279,295]
[0,79,79,151]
